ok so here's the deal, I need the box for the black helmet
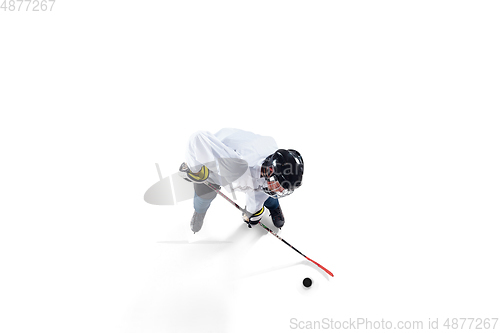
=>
[261,149,304,198]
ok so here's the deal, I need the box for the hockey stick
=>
[204,182,334,277]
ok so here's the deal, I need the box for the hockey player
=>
[179,128,304,233]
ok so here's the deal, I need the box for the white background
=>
[1,1,499,332]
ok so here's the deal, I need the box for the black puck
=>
[302,277,312,288]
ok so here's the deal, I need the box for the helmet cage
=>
[262,176,295,199]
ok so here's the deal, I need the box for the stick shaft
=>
[204,182,334,277]
[258,222,333,277]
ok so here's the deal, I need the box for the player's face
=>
[267,180,285,194]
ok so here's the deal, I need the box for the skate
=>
[269,205,285,229]
[190,211,206,233]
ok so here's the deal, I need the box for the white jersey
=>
[185,128,278,214]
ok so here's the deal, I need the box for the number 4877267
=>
[1,0,56,11]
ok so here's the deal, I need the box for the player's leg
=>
[264,197,285,229]
[190,183,220,233]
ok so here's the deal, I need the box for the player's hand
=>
[242,207,264,227]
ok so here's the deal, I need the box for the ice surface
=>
[2,2,500,333]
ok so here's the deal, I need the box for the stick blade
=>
[306,257,334,277]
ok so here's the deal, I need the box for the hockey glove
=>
[243,207,264,228]
[179,162,210,183]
